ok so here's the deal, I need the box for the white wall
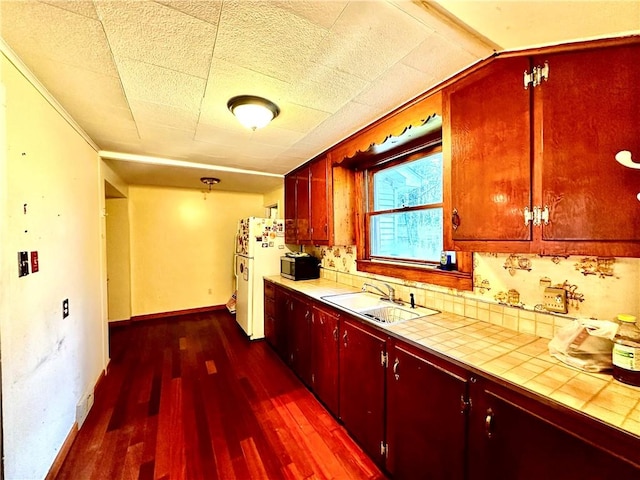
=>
[1,54,105,479]
[129,186,264,316]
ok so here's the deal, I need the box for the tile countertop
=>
[264,275,640,439]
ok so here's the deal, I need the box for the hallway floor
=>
[55,310,385,479]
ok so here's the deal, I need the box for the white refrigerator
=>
[234,217,288,339]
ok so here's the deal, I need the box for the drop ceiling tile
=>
[214,1,330,84]
[312,2,431,81]
[301,100,382,152]
[194,122,254,147]
[157,0,223,25]
[117,59,207,112]
[1,0,118,76]
[401,31,480,82]
[287,62,370,113]
[270,103,331,134]
[129,99,199,132]
[23,53,131,112]
[40,0,100,20]
[354,63,431,111]
[273,0,348,29]
[96,0,217,79]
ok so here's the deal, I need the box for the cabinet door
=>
[284,174,297,243]
[537,44,640,249]
[310,157,329,243]
[264,294,276,348]
[447,56,532,242]
[386,342,468,479]
[290,296,312,386]
[469,382,640,480]
[273,287,291,361]
[311,306,339,416]
[296,168,311,242]
[339,319,386,466]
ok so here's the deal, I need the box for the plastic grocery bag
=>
[548,318,619,372]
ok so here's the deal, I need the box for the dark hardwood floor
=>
[56,311,386,480]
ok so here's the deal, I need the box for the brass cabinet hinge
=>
[380,441,388,458]
[524,61,549,89]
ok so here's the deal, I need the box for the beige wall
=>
[106,198,131,321]
[263,184,284,218]
[129,186,264,316]
[1,54,105,479]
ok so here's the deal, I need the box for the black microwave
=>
[280,255,320,281]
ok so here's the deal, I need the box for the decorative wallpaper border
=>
[305,246,640,340]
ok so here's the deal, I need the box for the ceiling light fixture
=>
[201,177,220,191]
[227,95,280,131]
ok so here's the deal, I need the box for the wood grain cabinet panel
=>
[385,340,469,479]
[339,318,386,467]
[447,56,533,244]
[310,305,340,416]
[468,379,640,480]
[446,41,640,256]
[537,44,640,251]
[284,155,355,246]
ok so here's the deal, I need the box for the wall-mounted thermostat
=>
[544,287,568,313]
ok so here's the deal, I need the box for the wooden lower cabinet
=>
[468,378,640,480]
[339,318,387,466]
[385,340,469,479]
[264,283,640,478]
[311,305,340,416]
[289,295,312,387]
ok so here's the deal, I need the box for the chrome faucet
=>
[362,282,396,303]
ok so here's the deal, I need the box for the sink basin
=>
[359,305,421,324]
[321,291,439,325]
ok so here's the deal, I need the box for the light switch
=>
[18,251,29,277]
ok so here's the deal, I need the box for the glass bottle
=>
[612,314,640,386]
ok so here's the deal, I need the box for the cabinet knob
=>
[343,330,348,347]
[332,326,338,342]
[452,208,460,230]
[393,358,400,380]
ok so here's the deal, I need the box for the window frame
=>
[354,133,473,291]
[364,145,444,266]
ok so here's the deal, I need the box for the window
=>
[367,148,443,265]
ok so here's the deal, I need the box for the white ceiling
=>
[1,1,638,195]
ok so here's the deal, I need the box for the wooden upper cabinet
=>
[447,40,640,256]
[284,155,355,246]
[310,156,329,243]
[284,173,297,243]
[446,56,533,245]
[295,167,311,242]
[536,43,640,254]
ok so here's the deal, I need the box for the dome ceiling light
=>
[227,95,280,131]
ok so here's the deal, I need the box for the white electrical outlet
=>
[544,287,568,313]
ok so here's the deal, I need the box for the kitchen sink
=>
[359,305,421,324]
[321,291,439,325]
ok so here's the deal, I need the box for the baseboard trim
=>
[130,304,225,323]
[45,423,78,480]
